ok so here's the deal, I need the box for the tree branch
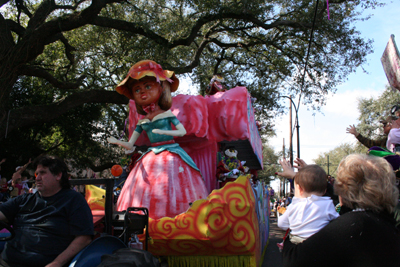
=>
[1,90,128,138]
[18,65,84,90]
[92,12,313,49]
[0,0,10,8]
[38,0,124,36]
[43,33,76,64]
[92,16,170,46]
[0,16,15,49]
[18,0,33,19]
[5,19,25,36]
[26,0,57,30]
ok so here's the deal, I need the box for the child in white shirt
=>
[277,164,339,244]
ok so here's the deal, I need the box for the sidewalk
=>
[262,214,287,267]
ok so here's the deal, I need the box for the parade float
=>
[76,61,270,266]
[0,62,269,267]
[120,84,268,267]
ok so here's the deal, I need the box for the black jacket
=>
[283,210,400,267]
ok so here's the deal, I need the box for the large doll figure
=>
[107,60,208,219]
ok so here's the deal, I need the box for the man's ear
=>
[56,173,62,181]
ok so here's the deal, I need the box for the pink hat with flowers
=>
[116,60,179,99]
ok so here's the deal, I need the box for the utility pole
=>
[327,155,330,175]
[282,138,286,197]
[289,97,293,168]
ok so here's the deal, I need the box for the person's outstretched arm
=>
[346,124,359,137]
[16,158,31,174]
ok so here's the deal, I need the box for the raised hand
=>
[346,125,359,136]
[294,158,307,169]
[276,158,296,179]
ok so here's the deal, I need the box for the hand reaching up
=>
[294,158,307,169]
[346,125,359,136]
[275,158,296,179]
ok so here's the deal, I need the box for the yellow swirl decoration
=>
[142,175,260,261]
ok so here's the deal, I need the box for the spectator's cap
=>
[15,166,22,172]
[368,146,400,177]
[391,104,400,116]
[380,116,394,125]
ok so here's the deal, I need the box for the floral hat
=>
[116,60,179,99]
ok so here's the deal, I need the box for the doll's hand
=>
[124,147,136,154]
[107,137,118,144]
[152,129,164,135]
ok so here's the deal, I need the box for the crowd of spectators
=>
[0,159,36,202]
[272,104,400,266]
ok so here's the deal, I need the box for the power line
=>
[297,0,321,114]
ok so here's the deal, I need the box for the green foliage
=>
[313,143,368,176]
[356,86,400,140]
[258,142,282,185]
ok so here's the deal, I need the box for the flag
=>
[381,35,400,91]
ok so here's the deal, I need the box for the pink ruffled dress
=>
[116,110,208,219]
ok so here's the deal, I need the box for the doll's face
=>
[130,77,162,106]
[225,149,238,158]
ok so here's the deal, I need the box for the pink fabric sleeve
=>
[387,128,400,152]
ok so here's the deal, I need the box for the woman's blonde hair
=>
[135,79,172,115]
[334,154,399,213]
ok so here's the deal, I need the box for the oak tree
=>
[0,0,382,173]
